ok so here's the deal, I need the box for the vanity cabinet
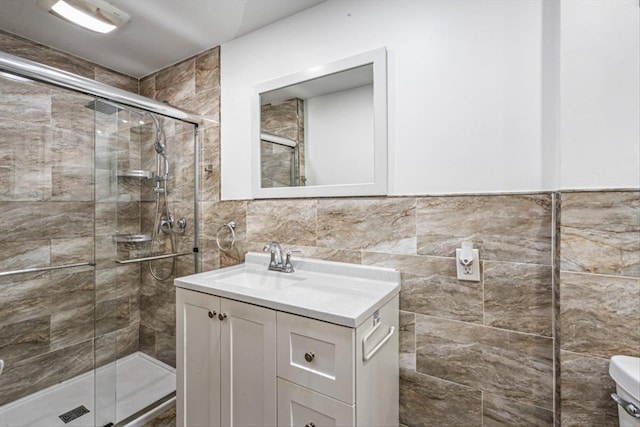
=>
[176,251,400,427]
[176,288,276,427]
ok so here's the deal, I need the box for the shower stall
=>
[0,52,201,426]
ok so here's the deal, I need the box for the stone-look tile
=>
[399,368,482,427]
[139,323,156,357]
[94,67,138,93]
[95,331,118,368]
[0,316,50,364]
[0,339,93,406]
[117,323,140,358]
[285,245,362,265]
[417,194,552,264]
[0,202,47,243]
[195,89,220,123]
[318,198,416,254]
[560,191,640,276]
[0,78,51,123]
[560,271,640,358]
[44,201,94,239]
[0,239,50,285]
[199,238,221,272]
[0,31,94,79]
[0,120,48,201]
[142,403,176,427]
[50,236,94,266]
[483,392,554,426]
[155,332,176,368]
[140,75,155,99]
[195,48,220,95]
[200,125,220,202]
[201,200,246,241]
[362,253,482,323]
[95,296,131,336]
[51,90,94,135]
[50,304,94,350]
[51,165,94,201]
[416,315,553,409]
[484,262,553,336]
[0,270,93,326]
[155,59,195,109]
[399,311,416,370]
[560,351,618,427]
[247,199,317,246]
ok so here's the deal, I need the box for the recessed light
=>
[37,0,130,34]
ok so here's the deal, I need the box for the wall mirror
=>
[251,47,387,198]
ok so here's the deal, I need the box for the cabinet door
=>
[176,288,221,427]
[220,298,277,426]
[277,378,355,427]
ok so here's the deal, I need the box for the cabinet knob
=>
[218,312,227,321]
[304,352,315,363]
[208,311,216,318]
[305,423,315,427]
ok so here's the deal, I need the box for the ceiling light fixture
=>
[37,0,130,34]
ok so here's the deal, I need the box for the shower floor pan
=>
[0,352,175,427]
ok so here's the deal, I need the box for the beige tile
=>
[50,236,94,266]
[416,194,552,264]
[155,59,195,109]
[247,199,317,246]
[399,311,416,370]
[0,239,50,286]
[482,392,553,426]
[399,368,482,426]
[140,75,155,99]
[362,253,482,323]
[195,47,220,94]
[0,78,51,123]
[94,67,138,93]
[416,315,553,409]
[318,198,416,254]
[51,90,94,134]
[560,351,618,427]
[560,271,640,358]
[0,316,50,364]
[0,339,93,406]
[50,304,94,350]
[560,191,640,276]
[484,262,553,336]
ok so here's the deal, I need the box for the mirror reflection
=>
[259,64,374,189]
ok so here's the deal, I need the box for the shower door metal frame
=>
[0,50,206,273]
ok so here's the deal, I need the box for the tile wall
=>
[0,31,140,405]
[558,191,639,426]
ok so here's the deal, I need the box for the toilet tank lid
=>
[610,355,640,401]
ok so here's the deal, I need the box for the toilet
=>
[609,355,640,427]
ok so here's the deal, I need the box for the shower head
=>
[85,99,122,115]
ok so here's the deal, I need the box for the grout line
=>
[558,269,640,281]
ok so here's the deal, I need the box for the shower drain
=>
[58,405,90,423]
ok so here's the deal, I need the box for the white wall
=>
[221,0,545,199]
[220,0,639,199]
[560,0,640,189]
[305,85,373,186]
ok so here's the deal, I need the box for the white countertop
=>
[174,252,400,328]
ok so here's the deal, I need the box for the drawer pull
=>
[304,352,315,362]
[208,310,216,318]
[362,321,395,361]
[305,423,316,427]
[218,312,227,321]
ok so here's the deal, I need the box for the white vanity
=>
[174,252,400,427]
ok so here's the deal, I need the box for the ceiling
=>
[0,0,325,78]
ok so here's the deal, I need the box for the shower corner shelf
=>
[112,234,152,243]
[118,169,154,179]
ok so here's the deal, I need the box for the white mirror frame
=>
[251,47,388,199]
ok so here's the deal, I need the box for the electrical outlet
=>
[456,248,480,282]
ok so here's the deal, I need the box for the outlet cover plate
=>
[456,248,481,282]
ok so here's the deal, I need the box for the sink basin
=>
[213,270,305,291]
[175,251,400,327]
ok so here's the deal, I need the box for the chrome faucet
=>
[263,241,300,273]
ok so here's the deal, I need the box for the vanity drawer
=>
[277,378,354,427]
[277,312,355,404]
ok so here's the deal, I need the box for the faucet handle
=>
[284,250,302,273]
